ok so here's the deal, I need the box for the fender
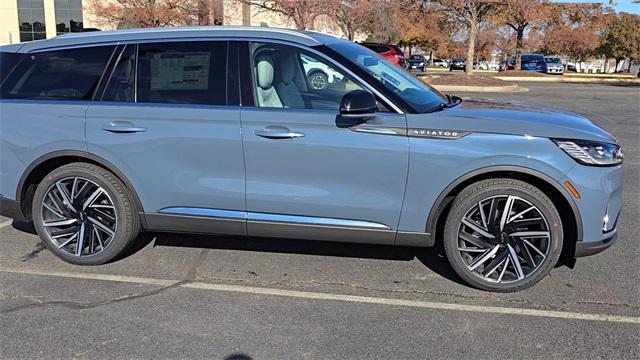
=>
[425,165,583,242]
[16,150,147,227]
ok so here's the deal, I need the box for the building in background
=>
[0,0,347,46]
[1,0,85,45]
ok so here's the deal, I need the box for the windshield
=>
[545,57,561,64]
[328,41,447,113]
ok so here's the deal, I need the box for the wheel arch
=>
[16,150,146,227]
[426,166,581,267]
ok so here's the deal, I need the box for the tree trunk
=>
[604,58,610,74]
[466,19,477,75]
[627,59,632,72]
[515,27,524,70]
[429,50,434,66]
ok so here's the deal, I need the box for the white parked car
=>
[300,54,344,90]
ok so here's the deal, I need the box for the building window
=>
[55,0,83,35]
[18,0,46,42]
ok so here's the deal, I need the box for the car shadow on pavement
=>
[7,220,467,287]
[148,232,467,287]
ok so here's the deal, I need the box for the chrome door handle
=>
[254,126,304,139]
[101,121,146,133]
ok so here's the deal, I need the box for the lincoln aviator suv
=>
[0,27,623,292]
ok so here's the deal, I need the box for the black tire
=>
[32,162,141,265]
[443,178,563,292]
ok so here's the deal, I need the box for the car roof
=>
[3,26,344,53]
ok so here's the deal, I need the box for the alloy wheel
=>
[456,195,551,284]
[40,176,117,257]
[310,73,328,90]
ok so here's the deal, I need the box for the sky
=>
[551,0,640,14]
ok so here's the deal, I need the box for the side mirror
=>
[339,90,377,119]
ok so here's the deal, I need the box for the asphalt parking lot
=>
[1,82,639,359]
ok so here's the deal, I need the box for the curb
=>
[494,76,640,83]
[430,84,529,93]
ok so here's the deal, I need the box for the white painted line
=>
[1,267,639,324]
[0,267,177,287]
[0,220,14,229]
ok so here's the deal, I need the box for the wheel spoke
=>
[522,239,547,259]
[487,198,499,231]
[459,232,493,249]
[497,257,510,283]
[511,231,550,238]
[48,191,72,218]
[481,249,509,277]
[519,240,537,268]
[76,222,85,256]
[507,206,536,224]
[88,208,115,222]
[57,232,78,249]
[93,226,104,250]
[499,195,515,231]
[87,216,115,237]
[50,226,79,238]
[42,201,64,219]
[461,218,495,239]
[507,244,524,280]
[70,177,78,200]
[478,200,488,229]
[468,245,500,271]
[55,181,76,213]
[82,188,104,210]
[43,218,77,227]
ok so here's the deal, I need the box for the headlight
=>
[553,139,623,166]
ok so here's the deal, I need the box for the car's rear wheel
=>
[443,179,563,292]
[32,162,140,265]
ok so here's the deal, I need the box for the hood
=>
[417,99,616,143]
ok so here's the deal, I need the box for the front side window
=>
[137,42,227,105]
[249,42,364,110]
[0,46,115,100]
[328,41,446,113]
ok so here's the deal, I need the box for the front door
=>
[85,41,246,235]
[239,42,409,244]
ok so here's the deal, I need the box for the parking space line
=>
[0,220,14,229]
[1,267,639,324]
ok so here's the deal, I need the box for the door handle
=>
[254,126,304,139]
[101,121,147,133]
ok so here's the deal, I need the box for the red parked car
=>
[359,42,406,67]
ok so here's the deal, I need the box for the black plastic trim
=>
[0,197,25,221]
[574,233,617,258]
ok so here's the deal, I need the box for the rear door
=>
[85,41,246,234]
[238,41,409,244]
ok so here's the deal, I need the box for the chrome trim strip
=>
[158,207,390,230]
[248,213,391,230]
[350,125,406,136]
[159,207,247,220]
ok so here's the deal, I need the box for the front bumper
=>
[575,232,617,257]
[563,164,623,258]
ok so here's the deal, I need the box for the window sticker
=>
[150,52,210,90]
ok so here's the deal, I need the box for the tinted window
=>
[0,52,24,83]
[1,46,114,100]
[249,42,365,111]
[137,42,227,105]
[101,45,135,102]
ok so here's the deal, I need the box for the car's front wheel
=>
[32,162,140,265]
[443,179,563,292]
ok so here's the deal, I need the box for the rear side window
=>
[0,46,115,100]
[0,52,24,84]
[136,41,227,105]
